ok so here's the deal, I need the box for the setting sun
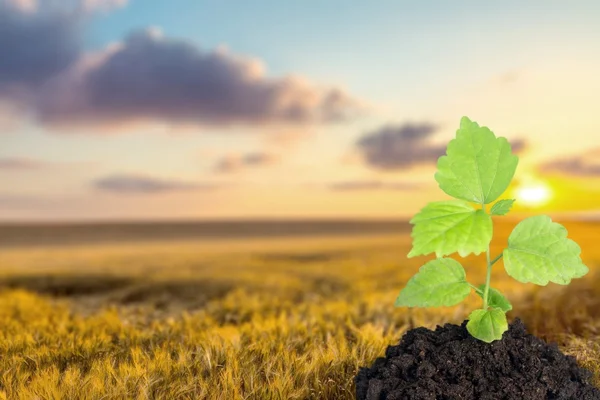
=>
[514,182,553,207]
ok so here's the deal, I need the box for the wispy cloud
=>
[81,0,128,12]
[328,180,422,191]
[0,157,49,169]
[540,150,600,177]
[510,138,527,154]
[2,0,128,14]
[214,152,278,173]
[94,174,218,194]
[0,192,68,208]
[493,70,521,85]
[0,157,96,170]
[4,0,37,13]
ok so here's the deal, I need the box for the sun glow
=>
[514,182,552,208]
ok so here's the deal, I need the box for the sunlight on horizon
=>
[513,181,553,208]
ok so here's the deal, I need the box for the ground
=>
[0,220,599,399]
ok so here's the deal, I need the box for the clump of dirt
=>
[356,318,600,400]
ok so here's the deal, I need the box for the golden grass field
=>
[0,220,599,399]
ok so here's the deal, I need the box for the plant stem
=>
[490,253,503,266]
[468,282,480,292]
[482,202,492,309]
[483,245,492,309]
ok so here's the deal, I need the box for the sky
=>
[1,0,600,221]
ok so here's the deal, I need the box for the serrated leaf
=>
[466,308,508,343]
[408,200,492,258]
[475,285,512,312]
[435,117,519,204]
[503,215,589,285]
[491,199,515,216]
[395,258,471,307]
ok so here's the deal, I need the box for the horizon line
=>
[1,212,599,226]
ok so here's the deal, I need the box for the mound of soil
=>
[356,319,600,400]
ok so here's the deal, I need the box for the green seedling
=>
[395,117,589,343]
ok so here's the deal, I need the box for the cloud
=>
[36,28,361,130]
[0,193,60,208]
[0,1,80,89]
[355,123,444,170]
[493,70,520,85]
[328,180,422,191]
[510,138,527,154]
[93,174,217,194]
[214,152,278,173]
[0,2,360,132]
[355,122,528,171]
[81,0,128,12]
[0,156,95,170]
[4,0,37,13]
[0,98,31,130]
[2,0,128,14]
[540,150,600,177]
[0,157,49,169]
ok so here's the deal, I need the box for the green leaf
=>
[475,285,512,312]
[408,200,492,258]
[395,258,471,307]
[435,117,519,204]
[490,199,515,216]
[503,215,589,285]
[466,308,508,343]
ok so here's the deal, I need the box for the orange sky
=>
[1,1,600,221]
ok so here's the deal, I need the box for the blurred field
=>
[0,220,599,399]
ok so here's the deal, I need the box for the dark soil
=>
[356,318,600,400]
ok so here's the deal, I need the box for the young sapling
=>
[395,117,589,343]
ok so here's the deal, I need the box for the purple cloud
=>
[94,174,217,194]
[540,151,600,177]
[0,2,362,132]
[356,122,527,171]
[510,139,527,154]
[0,1,80,89]
[37,28,361,129]
[355,123,444,170]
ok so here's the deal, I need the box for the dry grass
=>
[0,221,599,399]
